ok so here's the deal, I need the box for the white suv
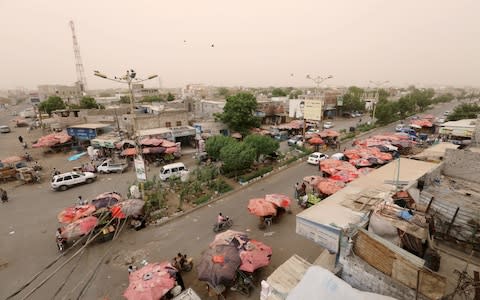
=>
[51,172,96,191]
[307,152,329,165]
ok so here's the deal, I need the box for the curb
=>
[150,155,306,227]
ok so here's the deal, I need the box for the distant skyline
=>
[1,1,479,90]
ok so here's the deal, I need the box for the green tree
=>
[205,135,236,160]
[166,92,175,101]
[120,96,130,104]
[289,89,302,99]
[244,135,279,161]
[79,96,102,109]
[217,87,230,98]
[38,96,66,115]
[378,89,389,102]
[271,88,287,97]
[220,142,256,175]
[215,93,260,135]
[341,86,365,112]
[448,103,480,121]
[375,101,398,125]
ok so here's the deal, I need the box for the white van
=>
[159,162,189,181]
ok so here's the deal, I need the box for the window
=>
[56,177,63,182]
[179,166,185,171]
[176,121,182,126]
[172,168,179,173]
[165,122,171,127]
[72,174,80,179]
[63,176,72,181]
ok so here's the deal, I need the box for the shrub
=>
[239,166,273,182]
[341,132,356,141]
[194,193,212,205]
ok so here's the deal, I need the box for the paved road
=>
[0,99,468,299]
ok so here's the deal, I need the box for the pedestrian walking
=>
[1,188,8,203]
[77,196,84,206]
[18,136,23,143]
[22,141,28,149]
[294,182,300,199]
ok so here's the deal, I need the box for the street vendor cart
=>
[16,167,40,184]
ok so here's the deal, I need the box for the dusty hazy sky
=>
[0,0,479,90]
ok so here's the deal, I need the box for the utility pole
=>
[94,70,158,199]
[305,74,333,137]
[369,80,389,122]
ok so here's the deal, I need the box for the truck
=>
[97,159,128,174]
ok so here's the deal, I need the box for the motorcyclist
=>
[217,212,226,224]
[56,228,66,251]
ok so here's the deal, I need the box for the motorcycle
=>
[213,217,233,233]
[172,254,193,272]
[56,237,67,252]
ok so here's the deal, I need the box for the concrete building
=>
[38,84,82,103]
[195,99,225,120]
[439,119,477,139]
[285,152,480,300]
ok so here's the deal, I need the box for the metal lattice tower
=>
[69,21,87,93]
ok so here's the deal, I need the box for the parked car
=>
[51,171,96,191]
[306,128,320,134]
[307,152,329,165]
[97,159,128,174]
[0,125,11,133]
[342,112,356,118]
[443,111,450,116]
[287,135,303,146]
[436,117,446,123]
[331,153,346,161]
[323,122,334,129]
[395,124,407,132]
[353,111,363,117]
[159,162,189,181]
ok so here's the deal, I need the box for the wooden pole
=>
[445,207,460,237]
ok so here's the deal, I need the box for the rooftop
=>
[68,123,111,129]
[441,119,477,128]
[297,158,438,229]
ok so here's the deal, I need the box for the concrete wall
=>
[443,149,480,183]
[192,120,228,136]
[473,117,480,147]
[340,255,429,300]
[133,110,188,130]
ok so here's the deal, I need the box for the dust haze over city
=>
[0,0,479,89]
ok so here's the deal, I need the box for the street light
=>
[94,70,158,134]
[369,80,389,121]
[94,69,158,198]
[305,74,333,136]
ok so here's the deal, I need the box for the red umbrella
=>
[121,148,138,156]
[60,216,98,240]
[319,130,339,138]
[139,138,164,146]
[264,194,291,208]
[308,137,324,145]
[303,175,324,186]
[247,198,277,217]
[161,140,177,148]
[209,230,249,248]
[164,147,177,154]
[316,179,345,195]
[239,240,272,273]
[1,156,24,164]
[110,199,145,219]
[57,204,97,224]
[123,262,178,300]
[197,245,241,287]
[92,192,122,209]
[330,170,359,183]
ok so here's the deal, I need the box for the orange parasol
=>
[247,198,277,217]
